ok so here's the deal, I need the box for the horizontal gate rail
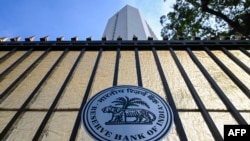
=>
[1,40,250,51]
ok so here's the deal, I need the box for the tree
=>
[160,0,250,39]
[112,96,150,109]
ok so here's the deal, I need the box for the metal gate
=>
[0,38,250,141]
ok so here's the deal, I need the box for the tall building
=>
[103,5,158,40]
[0,5,250,141]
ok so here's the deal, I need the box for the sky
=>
[0,0,175,41]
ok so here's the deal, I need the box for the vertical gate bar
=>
[0,47,17,62]
[113,47,120,86]
[70,48,103,141]
[239,47,250,57]
[33,48,85,141]
[152,47,188,141]
[0,48,51,100]
[186,47,248,125]
[221,47,250,75]
[169,47,223,141]
[135,47,143,86]
[0,48,68,141]
[0,47,33,79]
[204,47,250,97]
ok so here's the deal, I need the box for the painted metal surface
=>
[82,85,173,141]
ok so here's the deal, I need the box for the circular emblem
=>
[82,85,173,141]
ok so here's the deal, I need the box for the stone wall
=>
[0,49,249,141]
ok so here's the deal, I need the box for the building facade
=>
[103,5,158,40]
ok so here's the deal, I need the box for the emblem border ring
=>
[81,85,174,141]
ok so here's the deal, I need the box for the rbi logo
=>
[82,85,173,141]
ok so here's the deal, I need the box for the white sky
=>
[0,0,175,40]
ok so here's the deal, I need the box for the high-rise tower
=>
[103,5,158,40]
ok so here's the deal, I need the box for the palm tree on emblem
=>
[112,96,150,109]
[102,96,156,124]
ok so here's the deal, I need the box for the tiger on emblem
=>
[102,105,156,124]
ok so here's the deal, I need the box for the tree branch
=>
[201,0,240,28]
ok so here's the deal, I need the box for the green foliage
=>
[161,0,250,39]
